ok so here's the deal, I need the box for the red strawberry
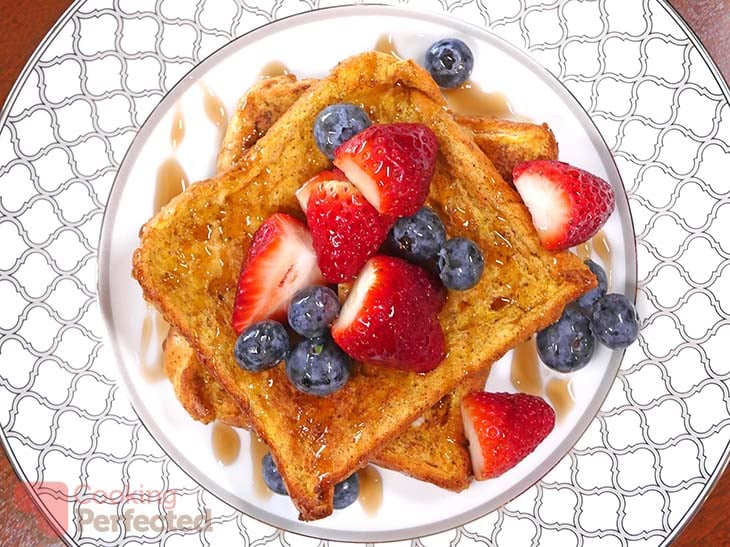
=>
[333,123,438,217]
[513,160,615,251]
[332,256,446,372]
[305,179,395,283]
[295,168,348,213]
[232,213,324,334]
[461,392,555,480]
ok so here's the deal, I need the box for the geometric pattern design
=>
[0,0,728,545]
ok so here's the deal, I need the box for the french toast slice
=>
[164,74,560,490]
[217,75,558,182]
[133,52,594,520]
[163,329,487,487]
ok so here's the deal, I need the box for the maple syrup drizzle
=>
[138,309,168,383]
[510,338,542,396]
[170,103,185,150]
[357,466,383,516]
[259,61,291,79]
[575,241,592,261]
[199,82,228,131]
[250,434,272,499]
[443,81,513,118]
[154,157,189,213]
[374,34,403,59]
[546,378,574,421]
[212,423,241,466]
[592,230,612,287]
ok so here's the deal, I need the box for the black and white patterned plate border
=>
[0,1,728,546]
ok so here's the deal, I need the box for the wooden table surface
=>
[1,1,728,545]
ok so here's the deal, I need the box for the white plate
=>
[99,6,633,542]
[1,1,728,546]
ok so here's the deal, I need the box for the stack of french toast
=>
[133,51,595,521]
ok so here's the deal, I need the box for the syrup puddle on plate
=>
[573,230,613,287]
[510,337,542,396]
[154,102,190,213]
[442,81,513,119]
[138,309,169,383]
[374,33,403,60]
[250,434,272,499]
[546,378,574,422]
[154,157,189,213]
[373,33,519,120]
[357,466,383,516]
[259,61,291,79]
[199,82,228,143]
[211,423,241,466]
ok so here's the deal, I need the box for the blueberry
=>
[425,38,474,88]
[576,260,608,309]
[333,474,359,510]
[313,103,371,159]
[285,337,351,396]
[234,320,289,372]
[262,453,288,495]
[288,286,341,338]
[591,293,639,349]
[537,306,595,373]
[437,237,484,290]
[387,207,447,265]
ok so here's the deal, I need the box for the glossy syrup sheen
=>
[510,337,542,396]
[139,309,168,383]
[374,33,514,119]
[357,466,383,516]
[250,434,272,498]
[212,423,241,465]
[546,378,574,421]
[259,61,291,79]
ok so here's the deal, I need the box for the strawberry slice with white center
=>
[462,391,555,480]
[295,168,348,213]
[232,213,324,334]
[305,179,394,283]
[513,160,615,251]
[333,123,438,217]
[332,256,446,372]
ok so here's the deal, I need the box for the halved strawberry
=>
[332,256,446,372]
[295,168,348,213]
[305,179,394,283]
[232,213,324,334]
[513,160,615,251]
[461,392,555,480]
[333,123,438,217]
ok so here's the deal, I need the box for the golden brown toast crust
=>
[164,330,486,489]
[216,76,558,183]
[134,52,594,520]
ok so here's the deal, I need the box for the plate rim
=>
[97,4,634,543]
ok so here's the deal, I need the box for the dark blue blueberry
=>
[233,320,289,372]
[576,260,608,309]
[591,293,639,349]
[537,306,595,373]
[387,207,447,265]
[262,453,288,495]
[425,38,474,88]
[333,473,359,510]
[437,237,484,290]
[313,103,371,159]
[285,337,351,396]
[288,286,341,338]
